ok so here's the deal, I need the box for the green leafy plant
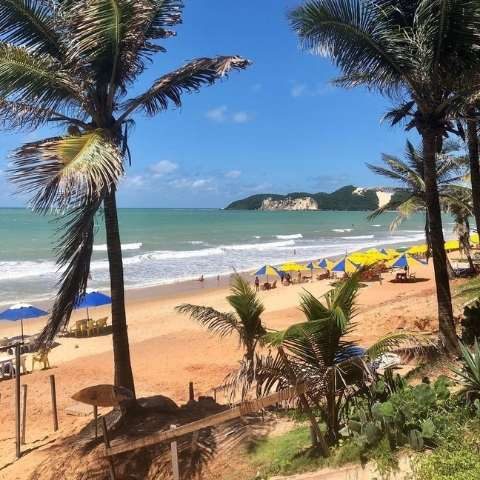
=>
[452,339,480,403]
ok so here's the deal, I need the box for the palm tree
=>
[176,275,267,366]
[258,274,421,443]
[368,141,465,244]
[2,0,250,398]
[289,0,480,353]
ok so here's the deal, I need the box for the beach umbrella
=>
[74,290,111,319]
[444,239,460,252]
[407,244,428,256]
[280,262,308,272]
[389,254,426,270]
[331,257,360,274]
[255,265,281,282]
[318,258,334,270]
[0,304,48,342]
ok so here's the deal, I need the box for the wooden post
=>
[21,384,27,445]
[188,382,194,402]
[93,405,98,439]
[213,387,217,402]
[14,344,21,459]
[101,416,117,480]
[170,425,180,480]
[49,375,58,432]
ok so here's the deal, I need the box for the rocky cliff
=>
[259,196,318,211]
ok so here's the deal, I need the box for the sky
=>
[0,0,417,209]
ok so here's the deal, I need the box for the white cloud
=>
[232,112,252,124]
[291,84,307,98]
[170,177,215,191]
[291,82,333,98]
[149,160,178,177]
[206,105,228,123]
[206,106,253,124]
[124,175,145,188]
[225,170,241,179]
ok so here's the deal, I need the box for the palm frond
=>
[118,56,251,121]
[288,0,407,95]
[0,43,83,112]
[8,131,124,212]
[382,100,415,126]
[175,304,240,338]
[364,331,433,361]
[37,199,101,345]
[0,0,61,56]
[0,97,88,130]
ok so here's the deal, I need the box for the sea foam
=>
[93,242,142,251]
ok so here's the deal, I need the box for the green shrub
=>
[413,447,480,480]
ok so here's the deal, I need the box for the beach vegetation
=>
[289,0,480,354]
[451,339,480,403]
[1,0,249,400]
[177,274,267,364]
[256,275,424,445]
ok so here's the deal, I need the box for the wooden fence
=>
[101,384,305,459]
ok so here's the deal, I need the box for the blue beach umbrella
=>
[0,304,48,342]
[74,290,112,319]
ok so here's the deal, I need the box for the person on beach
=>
[254,276,260,292]
[198,275,204,282]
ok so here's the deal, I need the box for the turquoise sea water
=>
[0,207,446,306]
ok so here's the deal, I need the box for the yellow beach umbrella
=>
[471,233,479,245]
[280,262,309,272]
[407,244,428,255]
[444,239,460,252]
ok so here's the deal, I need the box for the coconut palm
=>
[289,0,480,353]
[257,274,422,443]
[176,275,267,365]
[2,0,250,398]
[367,141,465,241]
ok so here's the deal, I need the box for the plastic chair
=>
[86,319,98,336]
[31,348,51,371]
[95,317,108,333]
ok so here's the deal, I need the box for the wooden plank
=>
[103,385,304,458]
[21,385,27,445]
[72,385,133,407]
[170,425,180,480]
[50,375,58,432]
[15,345,21,459]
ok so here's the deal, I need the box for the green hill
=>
[225,185,383,211]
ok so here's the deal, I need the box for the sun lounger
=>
[32,348,51,371]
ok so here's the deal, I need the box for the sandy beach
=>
[0,261,452,479]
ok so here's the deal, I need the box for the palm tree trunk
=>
[422,129,458,354]
[466,112,480,234]
[104,188,136,398]
[278,347,329,456]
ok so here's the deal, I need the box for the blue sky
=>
[0,0,416,208]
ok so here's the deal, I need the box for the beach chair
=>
[31,348,51,371]
[86,319,98,336]
[95,317,108,333]
[11,355,28,377]
[69,319,87,337]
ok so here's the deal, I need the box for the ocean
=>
[0,207,444,306]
